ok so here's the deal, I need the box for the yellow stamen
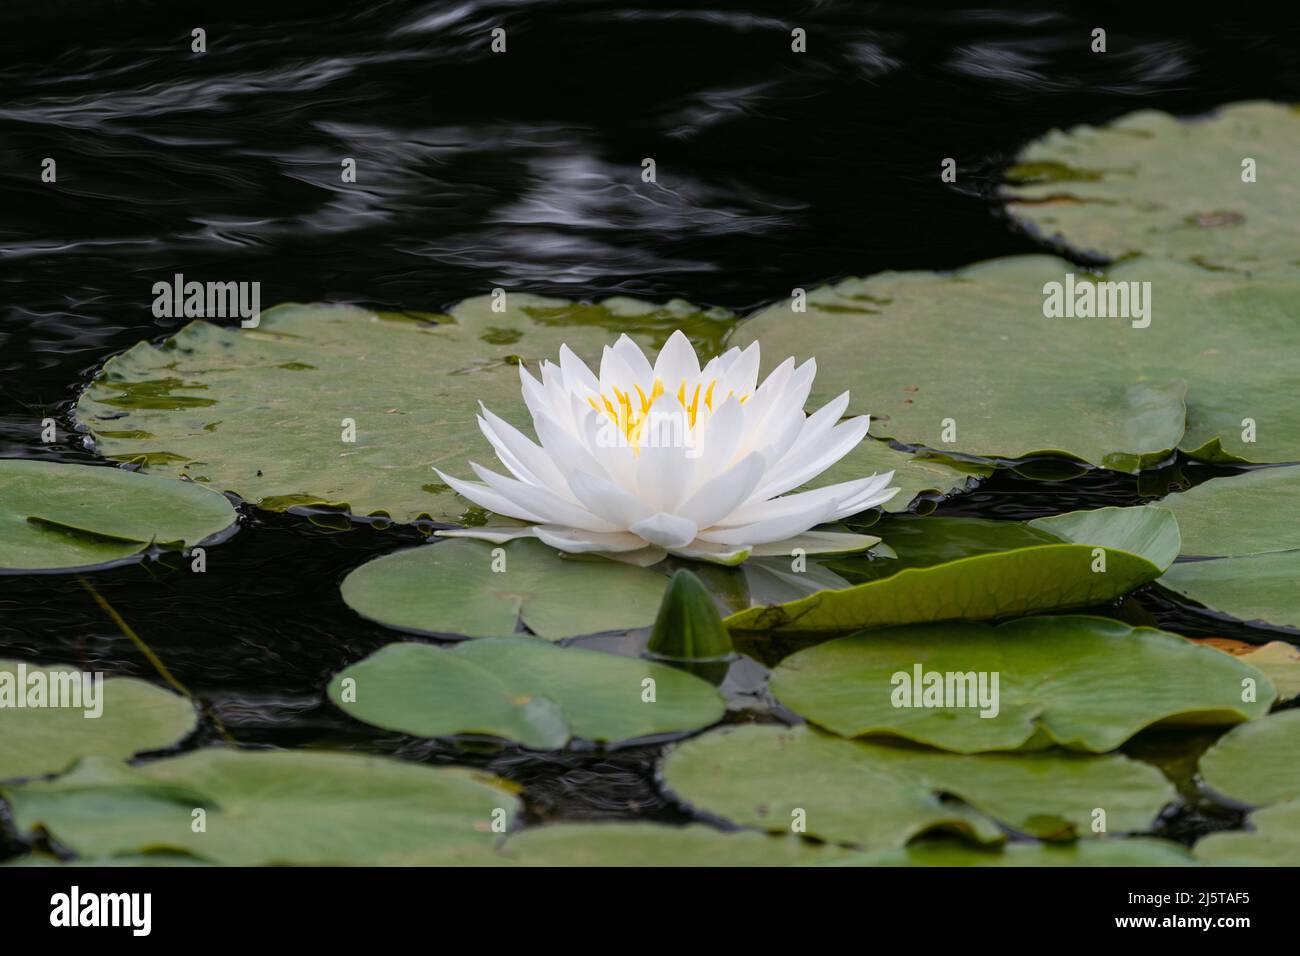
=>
[588,374,746,452]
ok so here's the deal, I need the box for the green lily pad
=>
[1236,642,1300,701]
[328,638,724,748]
[1,749,519,866]
[1163,466,1300,557]
[0,660,197,781]
[724,505,1178,633]
[1195,798,1300,866]
[1158,466,1300,630]
[0,460,237,573]
[497,822,841,866]
[1198,710,1300,808]
[1003,101,1300,272]
[74,298,963,525]
[729,256,1300,468]
[661,724,1176,851]
[340,538,669,640]
[769,616,1272,753]
[824,837,1195,867]
[5,853,211,866]
[1161,554,1300,631]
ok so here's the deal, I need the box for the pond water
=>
[2,1,1299,857]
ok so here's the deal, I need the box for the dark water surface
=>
[3,1,1300,857]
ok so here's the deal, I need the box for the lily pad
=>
[0,459,237,573]
[0,660,197,781]
[0,749,519,866]
[1158,466,1300,630]
[824,837,1195,867]
[497,822,840,866]
[1198,710,1300,808]
[724,505,1178,633]
[661,724,1176,851]
[74,297,962,525]
[1195,799,1300,866]
[729,256,1300,468]
[340,538,668,640]
[328,638,724,748]
[1189,639,1300,702]
[769,616,1272,753]
[1003,101,1300,272]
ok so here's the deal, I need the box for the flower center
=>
[587,377,744,450]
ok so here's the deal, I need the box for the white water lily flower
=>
[435,330,899,566]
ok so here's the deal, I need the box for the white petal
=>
[611,333,654,382]
[719,475,887,527]
[470,462,619,532]
[697,496,841,546]
[558,343,600,393]
[629,511,699,549]
[746,531,881,557]
[828,474,901,519]
[676,451,767,527]
[435,526,538,544]
[533,409,610,481]
[690,394,745,484]
[478,406,569,494]
[599,545,669,567]
[653,330,701,387]
[433,468,546,523]
[748,415,872,501]
[667,540,752,566]
[566,469,654,528]
[532,526,651,554]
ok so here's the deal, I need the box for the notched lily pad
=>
[0,749,520,866]
[1003,101,1300,272]
[1195,798,1300,866]
[730,255,1300,467]
[496,822,840,866]
[0,460,237,573]
[825,837,1195,867]
[1198,710,1300,808]
[769,616,1272,753]
[328,638,725,748]
[660,724,1175,852]
[76,298,975,527]
[0,660,198,781]
[1158,466,1300,631]
[339,538,669,640]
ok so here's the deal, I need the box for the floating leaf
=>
[1003,102,1300,272]
[1198,710,1300,808]
[328,638,724,749]
[1,749,519,866]
[661,725,1175,851]
[75,299,962,525]
[0,660,197,781]
[1158,466,1300,630]
[769,616,1272,753]
[1195,799,1300,866]
[729,256,1300,467]
[824,837,1194,867]
[497,823,840,866]
[0,460,236,573]
[1190,639,1300,702]
[724,506,1178,633]
[340,538,668,640]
